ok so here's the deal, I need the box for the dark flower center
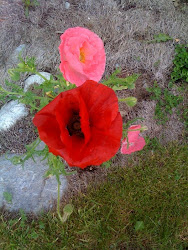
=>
[67,112,84,138]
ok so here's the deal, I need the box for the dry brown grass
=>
[0,0,187,84]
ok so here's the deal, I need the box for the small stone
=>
[15,44,26,54]
[24,72,52,92]
[65,2,70,9]
[0,100,28,132]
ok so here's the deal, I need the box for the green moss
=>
[0,144,187,249]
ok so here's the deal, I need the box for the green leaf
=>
[148,33,173,43]
[40,96,49,108]
[103,69,140,90]
[112,85,128,91]
[8,70,20,81]
[119,97,137,107]
[123,74,140,89]
[3,192,12,203]
[135,221,145,231]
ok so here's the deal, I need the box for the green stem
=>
[3,91,25,96]
[57,182,63,223]
[35,72,49,82]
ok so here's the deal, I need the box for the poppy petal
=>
[79,80,119,130]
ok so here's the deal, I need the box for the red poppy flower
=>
[121,125,146,154]
[59,27,106,86]
[33,80,122,169]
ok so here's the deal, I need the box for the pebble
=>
[0,100,28,132]
[65,2,70,9]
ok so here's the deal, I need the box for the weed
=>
[22,0,39,17]
[147,82,183,124]
[147,33,173,44]
[170,44,188,83]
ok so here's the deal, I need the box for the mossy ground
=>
[0,143,187,249]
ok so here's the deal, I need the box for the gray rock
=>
[24,72,52,92]
[0,153,67,213]
[0,100,28,132]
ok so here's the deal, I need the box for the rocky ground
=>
[0,0,187,213]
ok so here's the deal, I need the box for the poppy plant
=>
[59,27,106,86]
[33,80,122,169]
[121,125,146,154]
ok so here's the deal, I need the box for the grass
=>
[0,143,187,249]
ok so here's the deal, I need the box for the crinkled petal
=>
[121,135,145,154]
[127,125,141,143]
[79,80,119,130]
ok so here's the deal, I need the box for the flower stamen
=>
[67,113,84,138]
[79,47,85,63]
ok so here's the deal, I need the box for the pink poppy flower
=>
[121,125,146,154]
[59,27,106,86]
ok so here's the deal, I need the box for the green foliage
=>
[103,68,140,90]
[7,138,48,167]
[8,137,75,183]
[22,0,39,17]
[119,97,137,107]
[147,82,183,124]
[0,56,76,113]
[148,33,173,43]
[45,154,76,184]
[171,44,188,83]
[0,144,187,249]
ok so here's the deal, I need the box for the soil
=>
[0,0,187,208]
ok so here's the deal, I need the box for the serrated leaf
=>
[40,96,49,108]
[124,74,140,89]
[8,70,20,81]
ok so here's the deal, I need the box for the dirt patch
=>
[0,114,37,155]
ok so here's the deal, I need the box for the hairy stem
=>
[57,182,63,223]
[35,72,49,82]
